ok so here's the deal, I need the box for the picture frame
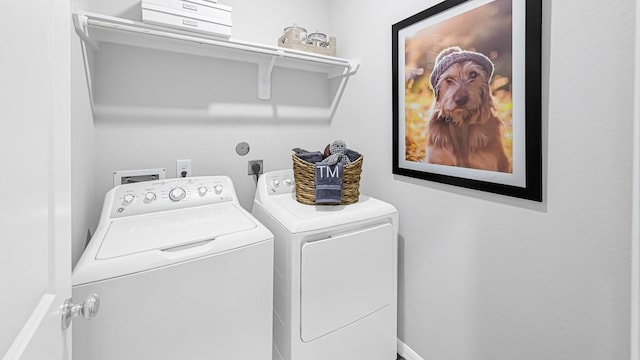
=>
[392,0,542,201]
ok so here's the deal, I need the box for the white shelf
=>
[73,12,359,111]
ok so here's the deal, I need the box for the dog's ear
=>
[427,107,452,147]
[432,77,444,102]
[475,83,495,125]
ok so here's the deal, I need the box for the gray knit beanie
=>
[429,46,494,90]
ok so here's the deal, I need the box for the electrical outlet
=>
[248,160,263,176]
[177,159,192,178]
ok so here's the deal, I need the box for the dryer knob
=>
[122,194,135,206]
[197,186,208,196]
[284,178,293,186]
[214,185,223,194]
[169,187,186,202]
[272,179,280,187]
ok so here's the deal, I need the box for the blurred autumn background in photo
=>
[404,0,513,163]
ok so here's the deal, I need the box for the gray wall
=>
[71,0,635,358]
[330,0,634,359]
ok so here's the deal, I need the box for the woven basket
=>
[292,153,363,205]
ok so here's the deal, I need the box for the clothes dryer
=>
[73,176,273,360]
[252,169,398,360]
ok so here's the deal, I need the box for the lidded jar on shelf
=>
[283,24,307,42]
[306,32,328,47]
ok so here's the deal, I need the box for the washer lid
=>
[257,194,397,233]
[97,203,256,259]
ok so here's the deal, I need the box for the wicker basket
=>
[292,153,363,205]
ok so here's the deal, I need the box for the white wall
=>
[330,0,634,359]
[71,0,338,257]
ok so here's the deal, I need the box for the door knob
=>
[61,294,100,329]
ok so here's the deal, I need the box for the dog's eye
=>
[469,71,478,79]
[445,77,454,84]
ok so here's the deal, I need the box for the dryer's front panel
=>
[300,223,393,342]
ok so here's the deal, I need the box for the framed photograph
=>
[392,0,542,201]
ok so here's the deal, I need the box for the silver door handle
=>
[61,294,100,329]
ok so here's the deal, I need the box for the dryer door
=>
[300,223,394,342]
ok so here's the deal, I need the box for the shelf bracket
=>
[258,51,281,100]
[72,13,99,51]
[328,61,360,80]
[257,57,275,100]
[325,60,360,120]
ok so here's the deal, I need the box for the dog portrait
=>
[393,0,542,200]
[426,46,511,172]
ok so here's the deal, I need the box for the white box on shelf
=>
[143,0,231,25]
[142,2,232,37]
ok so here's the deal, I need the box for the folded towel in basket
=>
[346,149,361,163]
[315,162,343,204]
[293,148,324,164]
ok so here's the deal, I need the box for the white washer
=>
[252,169,398,360]
[73,176,273,360]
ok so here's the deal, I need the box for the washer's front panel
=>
[73,241,273,360]
[300,223,393,342]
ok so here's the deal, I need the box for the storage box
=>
[278,27,336,57]
[142,1,232,38]
[143,0,231,24]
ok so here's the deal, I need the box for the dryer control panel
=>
[108,176,237,218]
[265,172,295,195]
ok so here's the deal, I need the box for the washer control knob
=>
[198,186,208,196]
[272,179,280,187]
[143,192,156,204]
[214,185,223,194]
[284,178,293,186]
[122,194,135,206]
[169,187,186,202]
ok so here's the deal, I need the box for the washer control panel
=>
[266,173,295,195]
[110,176,235,218]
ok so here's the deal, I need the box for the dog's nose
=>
[454,94,469,106]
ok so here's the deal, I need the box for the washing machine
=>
[252,169,398,360]
[72,175,273,360]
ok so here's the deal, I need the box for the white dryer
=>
[252,169,398,360]
[73,176,273,360]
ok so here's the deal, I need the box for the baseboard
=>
[397,339,424,360]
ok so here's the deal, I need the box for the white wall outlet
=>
[177,159,192,178]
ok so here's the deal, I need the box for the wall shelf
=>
[73,12,359,117]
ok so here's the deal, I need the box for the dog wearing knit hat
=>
[425,46,510,172]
